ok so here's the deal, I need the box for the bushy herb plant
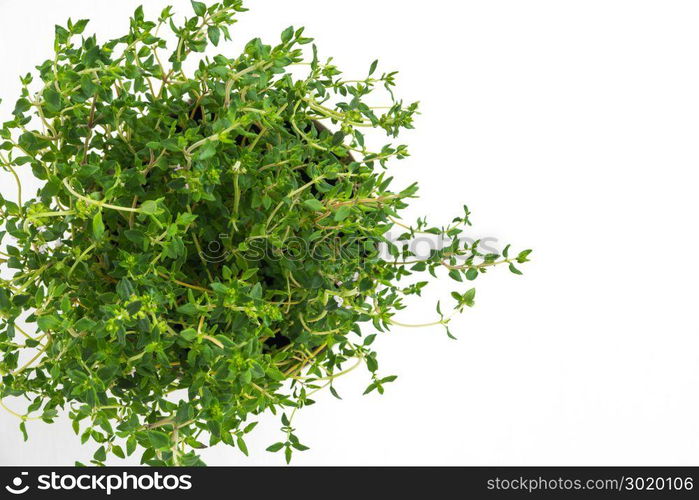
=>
[0,1,531,465]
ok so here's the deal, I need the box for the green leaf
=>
[517,249,533,263]
[333,206,351,222]
[281,26,294,43]
[80,74,97,97]
[329,386,342,400]
[331,131,344,146]
[243,422,258,434]
[237,437,248,456]
[126,435,137,456]
[134,5,145,22]
[37,315,61,331]
[112,445,125,459]
[126,300,142,315]
[54,24,69,44]
[92,212,105,240]
[197,142,217,160]
[139,200,161,215]
[210,282,228,294]
[94,446,107,462]
[43,88,62,113]
[463,288,476,307]
[177,303,199,316]
[72,19,89,35]
[177,213,198,225]
[208,26,221,46]
[303,199,324,211]
[238,369,252,385]
[13,98,31,116]
[249,283,262,299]
[19,422,28,442]
[74,318,96,331]
[266,442,284,453]
[147,431,170,450]
[465,268,478,281]
[0,289,11,313]
[191,0,207,16]
[116,278,134,300]
[180,328,198,341]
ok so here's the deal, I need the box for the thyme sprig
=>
[0,1,530,465]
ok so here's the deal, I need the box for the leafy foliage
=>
[0,1,530,465]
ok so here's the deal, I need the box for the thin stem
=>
[388,318,446,328]
[13,333,52,375]
[2,161,23,206]
[62,178,143,213]
[156,271,212,294]
[184,121,241,156]
[67,243,96,278]
[190,233,214,282]
[232,161,241,219]
[298,313,342,336]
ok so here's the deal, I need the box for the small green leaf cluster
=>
[0,1,530,465]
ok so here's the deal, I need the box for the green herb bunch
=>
[0,1,531,465]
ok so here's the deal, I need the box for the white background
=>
[1,0,698,466]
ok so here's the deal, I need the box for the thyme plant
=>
[0,1,531,465]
